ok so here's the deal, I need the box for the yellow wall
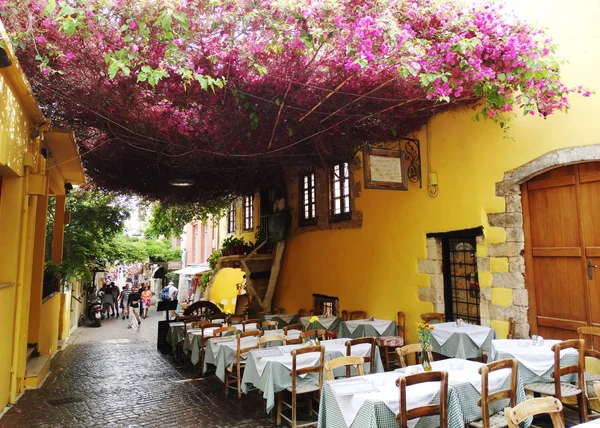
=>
[275,0,600,344]
[38,294,61,356]
[209,268,245,312]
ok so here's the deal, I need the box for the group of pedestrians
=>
[99,281,154,328]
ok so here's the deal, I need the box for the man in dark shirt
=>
[128,287,142,326]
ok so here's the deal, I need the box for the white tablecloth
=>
[491,339,578,376]
[264,313,297,323]
[264,328,301,340]
[329,371,438,428]
[431,323,492,347]
[402,359,509,394]
[254,344,321,377]
[344,319,394,335]
[232,322,258,331]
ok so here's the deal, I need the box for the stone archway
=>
[485,144,600,338]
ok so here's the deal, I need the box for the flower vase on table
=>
[416,321,435,372]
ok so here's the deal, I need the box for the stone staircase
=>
[24,345,51,388]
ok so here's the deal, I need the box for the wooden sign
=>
[363,147,408,190]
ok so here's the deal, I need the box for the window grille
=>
[330,162,351,219]
[299,171,317,225]
[227,205,235,233]
[243,195,254,230]
[443,237,480,324]
[312,294,339,316]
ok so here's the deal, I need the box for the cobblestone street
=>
[0,310,273,428]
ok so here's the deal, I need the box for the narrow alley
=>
[0,311,273,428]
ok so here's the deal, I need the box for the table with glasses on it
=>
[241,338,384,413]
[204,328,303,381]
[262,313,300,327]
[490,339,579,384]
[166,318,226,353]
[338,318,397,339]
[429,322,496,359]
[300,315,342,332]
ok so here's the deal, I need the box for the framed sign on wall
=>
[363,146,408,190]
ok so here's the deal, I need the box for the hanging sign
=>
[363,147,408,190]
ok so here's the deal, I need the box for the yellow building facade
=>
[273,0,600,344]
[0,22,84,410]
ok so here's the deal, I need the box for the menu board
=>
[364,147,408,190]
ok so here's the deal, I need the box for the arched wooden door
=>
[522,162,600,341]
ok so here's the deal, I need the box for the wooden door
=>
[523,162,600,340]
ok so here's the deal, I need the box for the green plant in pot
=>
[221,236,248,256]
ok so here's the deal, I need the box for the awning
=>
[173,266,210,276]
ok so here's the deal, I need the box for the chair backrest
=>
[324,356,365,381]
[230,315,245,324]
[284,324,306,334]
[397,311,406,339]
[421,312,445,324]
[236,330,262,362]
[349,311,367,320]
[552,339,585,400]
[507,317,516,339]
[298,308,307,317]
[200,322,224,342]
[396,343,433,368]
[478,359,519,428]
[273,308,286,315]
[577,326,600,351]
[504,397,564,428]
[301,329,326,342]
[188,320,209,330]
[214,326,237,337]
[262,320,279,330]
[310,308,322,316]
[346,337,376,377]
[258,333,286,347]
[341,310,348,321]
[397,371,448,428]
[290,346,325,393]
[241,318,260,332]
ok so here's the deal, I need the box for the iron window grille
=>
[243,195,254,231]
[227,205,235,233]
[443,237,481,325]
[299,171,317,226]
[312,293,339,316]
[330,162,351,220]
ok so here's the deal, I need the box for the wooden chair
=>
[376,311,406,370]
[241,318,260,332]
[348,311,368,320]
[577,327,600,416]
[504,397,564,428]
[284,324,306,345]
[276,346,325,428]
[524,339,588,424]
[469,359,518,428]
[297,309,308,317]
[301,329,326,342]
[421,312,445,324]
[396,343,434,368]
[309,308,322,316]
[197,322,224,376]
[214,325,237,337]
[578,326,600,351]
[224,330,261,398]
[230,314,245,324]
[507,317,516,339]
[262,320,279,330]
[397,371,448,428]
[346,337,376,376]
[341,310,348,321]
[324,356,364,381]
[258,333,287,347]
[273,308,286,315]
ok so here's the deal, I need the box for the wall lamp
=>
[0,46,12,68]
[168,178,195,187]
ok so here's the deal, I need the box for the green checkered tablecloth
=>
[262,314,300,327]
[490,340,579,384]
[430,327,496,360]
[339,320,397,339]
[301,316,343,332]
[241,341,384,413]
[318,377,464,428]
[165,322,186,353]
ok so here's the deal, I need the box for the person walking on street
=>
[101,283,114,318]
[110,282,120,317]
[128,286,142,327]
[161,282,179,319]
[141,285,152,319]
[120,284,132,320]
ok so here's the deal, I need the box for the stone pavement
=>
[0,308,274,428]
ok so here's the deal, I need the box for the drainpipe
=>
[9,157,32,404]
